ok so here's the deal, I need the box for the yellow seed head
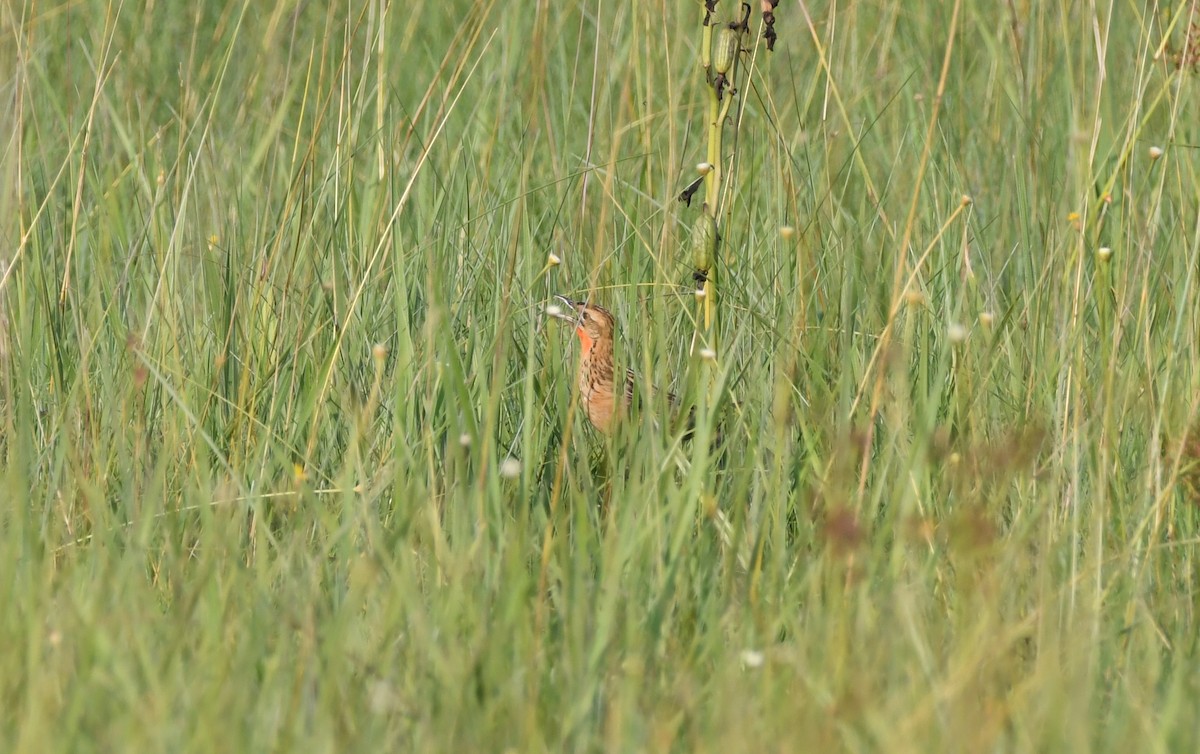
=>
[713,28,739,75]
[690,213,718,271]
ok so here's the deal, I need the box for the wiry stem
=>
[695,4,747,360]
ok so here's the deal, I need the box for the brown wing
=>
[625,369,728,446]
[623,369,680,410]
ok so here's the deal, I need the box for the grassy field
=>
[4,0,1200,750]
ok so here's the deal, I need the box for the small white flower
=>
[779,225,795,239]
[740,649,765,668]
[459,433,472,447]
[947,323,968,344]
[499,457,521,479]
[1149,146,1164,160]
[368,680,399,715]
[978,312,994,328]
[547,252,561,266]
[1096,246,1113,263]
[696,162,714,175]
[545,304,563,317]
[699,348,717,362]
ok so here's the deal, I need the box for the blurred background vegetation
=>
[2,0,1199,750]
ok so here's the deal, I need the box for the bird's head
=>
[548,295,616,354]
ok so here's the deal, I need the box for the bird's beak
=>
[547,295,580,323]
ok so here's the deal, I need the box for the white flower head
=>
[499,457,521,479]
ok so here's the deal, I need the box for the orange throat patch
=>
[575,327,594,354]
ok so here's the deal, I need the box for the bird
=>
[547,295,682,436]
[547,295,745,553]
[547,295,638,434]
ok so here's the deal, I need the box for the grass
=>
[3,0,1200,750]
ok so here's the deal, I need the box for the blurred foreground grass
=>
[2,0,1200,750]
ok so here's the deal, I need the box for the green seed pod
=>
[713,28,739,76]
[690,213,718,271]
